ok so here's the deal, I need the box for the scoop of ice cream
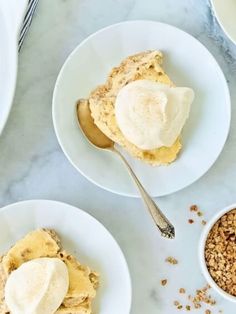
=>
[5,257,69,314]
[115,80,194,150]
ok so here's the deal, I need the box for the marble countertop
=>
[1,0,236,313]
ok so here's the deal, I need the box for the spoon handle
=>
[113,148,175,239]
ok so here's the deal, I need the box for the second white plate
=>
[0,200,132,314]
[53,20,231,197]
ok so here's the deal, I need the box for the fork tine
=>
[18,0,39,51]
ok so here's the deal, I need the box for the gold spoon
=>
[76,100,175,239]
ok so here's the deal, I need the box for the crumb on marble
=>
[161,279,167,286]
[190,205,198,212]
[191,285,216,308]
[165,256,178,265]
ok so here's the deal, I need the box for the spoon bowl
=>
[77,99,114,150]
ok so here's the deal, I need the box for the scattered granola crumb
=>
[190,285,216,308]
[173,285,218,312]
[165,256,178,265]
[205,208,236,297]
[189,205,207,225]
[194,303,201,309]
[190,205,198,212]
[161,279,167,286]
[202,220,207,225]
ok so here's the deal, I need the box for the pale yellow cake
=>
[85,50,182,165]
[0,229,99,314]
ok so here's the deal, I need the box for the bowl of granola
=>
[199,204,236,302]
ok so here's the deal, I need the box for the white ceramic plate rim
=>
[211,0,236,45]
[0,0,28,135]
[0,199,132,312]
[53,20,231,198]
[199,203,236,303]
[0,16,18,135]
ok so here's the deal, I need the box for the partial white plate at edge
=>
[52,20,231,197]
[211,0,236,45]
[0,0,28,135]
[0,200,132,314]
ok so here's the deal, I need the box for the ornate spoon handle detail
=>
[113,147,175,239]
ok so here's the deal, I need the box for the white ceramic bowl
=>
[199,203,236,303]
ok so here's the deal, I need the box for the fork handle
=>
[113,147,175,239]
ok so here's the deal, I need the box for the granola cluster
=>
[165,256,178,265]
[205,209,236,296]
[172,284,217,312]
[189,204,207,226]
[189,285,216,308]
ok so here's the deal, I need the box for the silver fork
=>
[18,0,39,51]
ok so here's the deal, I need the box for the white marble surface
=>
[0,0,236,313]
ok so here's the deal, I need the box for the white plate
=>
[0,0,28,135]
[0,200,132,314]
[53,20,231,197]
[211,0,236,45]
